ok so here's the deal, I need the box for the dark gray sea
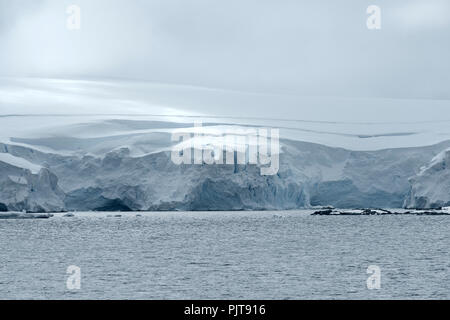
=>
[1,211,449,299]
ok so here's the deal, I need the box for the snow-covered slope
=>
[1,129,449,211]
[405,148,450,208]
[1,78,450,211]
[2,77,450,151]
[0,152,42,174]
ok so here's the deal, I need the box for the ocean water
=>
[0,211,449,300]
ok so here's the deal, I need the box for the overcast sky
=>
[1,0,450,100]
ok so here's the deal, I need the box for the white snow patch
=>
[0,153,42,174]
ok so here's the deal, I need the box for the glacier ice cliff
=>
[0,159,65,212]
[1,133,450,212]
[404,148,450,209]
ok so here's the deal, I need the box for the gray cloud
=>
[0,0,449,99]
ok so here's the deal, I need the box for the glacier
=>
[1,78,450,212]
[1,126,449,212]
[405,148,450,209]
[0,156,64,212]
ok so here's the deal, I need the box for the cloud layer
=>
[1,0,450,99]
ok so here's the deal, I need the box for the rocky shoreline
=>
[0,212,54,219]
[312,208,450,216]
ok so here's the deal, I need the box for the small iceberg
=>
[0,212,53,219]
[63,213,75,217]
